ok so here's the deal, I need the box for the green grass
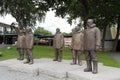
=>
[0,45,120,68]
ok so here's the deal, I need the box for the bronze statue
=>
[16,27,26,60]
[24,28,34,64]
[71,25,83,66]
[53,28,64,62]
[84,19,101,74]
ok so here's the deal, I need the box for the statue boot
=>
[24,58,30,64]
[53,53,58,61]
[18,53,24,60]
[58,52,62,62]
[29,58,33,65]
[84,60,92,72]
[17,50,22,60]
[19,49,24,60]
[78,54,82,66]
[78,59,82,66]
[70,58,76,65]
[92,61,98,74]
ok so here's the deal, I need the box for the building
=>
[64,37,72,47]
[104,23,120,51]
[0,22,17,44]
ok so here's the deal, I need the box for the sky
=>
[0,11,78,34]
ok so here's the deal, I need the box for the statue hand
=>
[96,45,100,51]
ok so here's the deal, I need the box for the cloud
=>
[37,11,76,34]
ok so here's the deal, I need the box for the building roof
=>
[0,22,10,27]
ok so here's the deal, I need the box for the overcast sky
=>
[0,11,78,34]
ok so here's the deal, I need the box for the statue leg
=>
[18,48,24,60]
[24,49,30,64]
[20,48,24,60]
[78,50,82,66]
[28,49,34,65]
[84,51,92,72]
[58,49,62,62]
[70,50,77,65]
[53,49,58,61]
[91,51,98,74]
[17,48,21,60]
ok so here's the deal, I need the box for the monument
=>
[84,19,101,74]
[70,25,83,66]
[16,27,26,60]
[24,28,34,64]
[53,28,64,62]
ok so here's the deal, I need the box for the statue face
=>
[56,28,60,33]
[87,19,93,26]
[75,26,80,32]
[27,28,32,33]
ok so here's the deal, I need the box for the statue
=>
[24,28,34,64]
[84,19,101,74]
[53,28,64,62]
[70,25,83,66]
[16,27,26,60]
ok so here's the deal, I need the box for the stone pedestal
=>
[0,58,120,80]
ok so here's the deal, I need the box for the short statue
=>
[16,27,26,60]
[24,28,34,64]
[53,28,64,62]
[84,19,101,74]
[71,25,83,66]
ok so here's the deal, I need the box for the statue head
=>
[87,19,94,27]
[75,25,80,32]
[26,27,32,33]
[56,28,60,33]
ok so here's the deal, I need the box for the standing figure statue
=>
[84,19,101,74]
[53,28,64,62]
[16,27,26,60]
[71,25,83,66]
[24,28,34,64]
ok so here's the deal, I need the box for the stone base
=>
[0,58,120,80]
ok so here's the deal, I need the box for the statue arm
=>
[61,34,64,48]
[95,28,101,49]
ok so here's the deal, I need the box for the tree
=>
[34,27,52,36]
[62,32,72,36]
[48,0,120,51]
[0,0,49,28]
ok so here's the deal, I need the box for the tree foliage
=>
[47,0,120,51]
[48,0,120,29]
[34,27,52,36]
[0,0,49,28]
[62,32,72,36]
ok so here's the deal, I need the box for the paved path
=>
[0,58,120,80]
[108,52,120,62]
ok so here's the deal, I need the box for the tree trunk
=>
[102,27,106,52]
[112,16,120,51]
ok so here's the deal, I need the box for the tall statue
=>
[16,27,26,60]
[24,28,34,64]
[84,19,101,74]
[71,25,83,66]
[53,28,64,62]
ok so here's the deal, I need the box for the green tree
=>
[0,0,49,28]
[62,32,72,36]
[48,0,120,51]
[34,27,52,36]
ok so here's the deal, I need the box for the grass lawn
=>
[0,45,120,68]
